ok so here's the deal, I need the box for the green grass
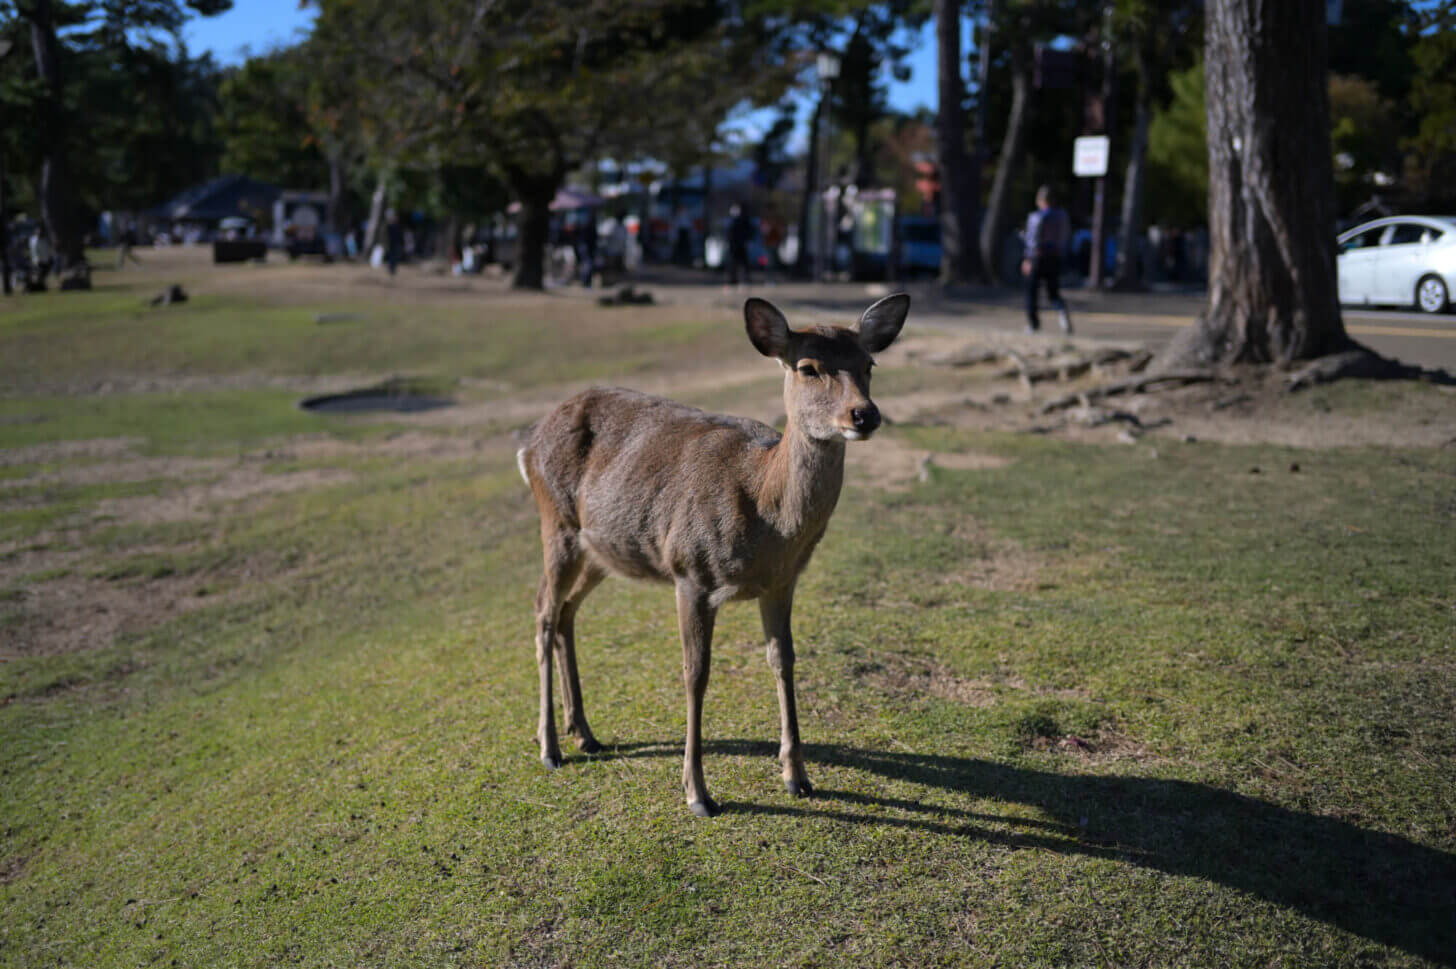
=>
[0,269,1453,967]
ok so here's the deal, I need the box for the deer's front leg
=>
[760,591,812,797]
[676,584,719,818]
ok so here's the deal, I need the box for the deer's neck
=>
[761,422,846,535]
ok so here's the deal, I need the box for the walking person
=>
[384,209,404,277]
[727,204,753,287]
[115,225,142,269]
[29,227,53,290]
[1021,185,1073,335]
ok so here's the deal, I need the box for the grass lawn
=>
[2,252,1453,967]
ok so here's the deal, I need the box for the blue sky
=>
[182,0,317,64]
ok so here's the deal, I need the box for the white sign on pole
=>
[1073,135,1110,177]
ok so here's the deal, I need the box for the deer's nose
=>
[850,404,880,434]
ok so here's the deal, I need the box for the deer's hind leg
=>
[556,562,606,753]
[535,524,586,769]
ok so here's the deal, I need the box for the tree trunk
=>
[979,44,1030,285]
[29,0,81,270]
[1113,56,1151,291]
[362,176,387,254]
[1,148,10,296]
[796,95,824,278]
[936,0,978,284]
[512,180,555,291]
[1163,0,1348,368]
[327,152,347,237]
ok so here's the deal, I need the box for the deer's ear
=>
[745,298,793,360]
[858,293,909,353]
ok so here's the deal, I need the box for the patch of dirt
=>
[856,655,998,707]
[255,430,511,463]
[847,433,1012,493]
[6,373,368,399]
[942,522,1043,593]
[0,438,141,467]
[95,467,356,526]
[1,455,228,489]
[0,854,27,885]
[1,568,228,659]
[855,654,1087,707]
[402,360,780,431]
[1041,728,1157,765]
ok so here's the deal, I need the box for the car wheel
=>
[1416,274,1449,314]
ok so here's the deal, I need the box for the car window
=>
[1388,223,1425,245]
[1341,227,1387,251]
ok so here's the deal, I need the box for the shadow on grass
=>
[595,739,1456,965]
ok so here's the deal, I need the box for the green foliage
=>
[1402,28,1456,209]
[1328,0,1417,102]
[0,0,229,219]
[1329,73,1401,213]
[217,50,326,190]
[1145,57,1206,227]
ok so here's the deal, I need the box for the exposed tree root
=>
[1284,345,1456,392]
[1039,372,1230,414]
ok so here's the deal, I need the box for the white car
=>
[1337,216,1456,314]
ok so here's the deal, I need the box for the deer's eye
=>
[797,364,820,378]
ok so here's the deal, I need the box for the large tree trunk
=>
[979,44,1030,285]
[1163,0,1348,367]
[29,0,81,271]
[936,0,978,284]
[1112,53,1151,291]
[512,179,556,291]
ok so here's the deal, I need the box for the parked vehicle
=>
[1336,215,1456,314]
[898,216,942,277]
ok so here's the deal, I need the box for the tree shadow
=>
[593,739,1456,965]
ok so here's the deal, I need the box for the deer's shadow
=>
[588,739,1456,965]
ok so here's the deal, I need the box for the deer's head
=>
[745,294,909,442]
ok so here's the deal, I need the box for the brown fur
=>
[518,294,909,816]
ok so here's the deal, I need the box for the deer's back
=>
[523,387,798,593]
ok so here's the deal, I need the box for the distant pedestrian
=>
[385,209,404,276]
[116,226,142,269]
[727,205,753,287]
[577,216,598,287]
[29,228,53,289]
[1021,185,1072,335]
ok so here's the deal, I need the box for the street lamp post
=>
[814,51,840,282]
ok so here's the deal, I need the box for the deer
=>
[516,293,909,817]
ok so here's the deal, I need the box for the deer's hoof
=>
[689,798,721,819]
[785,778,814,798]
[540,753,563,770]
[577,737,603,755]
